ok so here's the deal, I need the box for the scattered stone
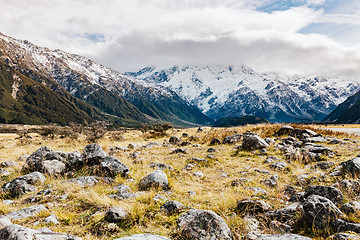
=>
[207,147,216,153]
[247,233,312,240]
[264,156,279,163]
[44,214,59,225]
[3,200,14,205]
[276,126,294,136]
[261,175,278,188]
[330,233,360,240]
[236,199,272,215]
[0,169,10,176]
[42,160,66,176]
[340,201,360,215]
[196,127,204,133]
[223,134,243,144]
[0,161,19,168]
[183,164,195,171]
[304,185,344,206]
[0,216,12,229]
[181,141,192,146]
[265,138,276,145]
[100,156,129,177]
[188,157,207,164]
[210,138,221,146]
[340,158,360,178]
[68,176,99,187]
[314,162,335,170]
[231,178,254,187]
[149,162,174,171]
[247,187,268,196]
[114,234,170,240]
[182,133,189,138]
[332,219,360,234]
[142,142,161,149]
[21,146,52,173]
[169,136,181,144]
[265,203,302,224]
[6,205,47,220]
[172,148,188,154]
[244,216,260,232]
[242,135,269,151]
[2,172,46,197]
[139,170,169,190]
[82,143,106,166]
[177,209,232,240]
[104,207,128,223]
[193,171,204,179]
[130,152,140,159]
[303,195,344,229]
[269,161,287,171]
[127,143,137,149]
[0,224,82,240]
[188,191,196,195]
[153,194,167,202]
[254,169,270,174]
[269,221,292,233]
[161,200,185,215]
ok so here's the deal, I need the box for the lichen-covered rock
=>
[161,201,185,215]
[269,162,287,171]
[332,219,360,234]
[0,224,82,240]
[265,203,302,224]
[169,136,181,144]
[114,234,170,240]
[247,233,312,240]
[340,201,360,215]
[340,158,360,178]
[303,195,344,229]
[222,134,242,144]
[68,176,99,187]
[42,160,66,176]
[276,126,294,136]
[210,138,221,146]
[6,205,47,220]
[21,146,52,173]
[2,172,46,197]
[104,207,128,223]
[177,209,232,240]
[100,156,129,177]
[304,185,343,206]
[139,170,169,190]
[242,135,269,151]
[149,163,174,171]
[236,200,272,215]
[82,144,106,166]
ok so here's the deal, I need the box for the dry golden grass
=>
[0,124,359,239]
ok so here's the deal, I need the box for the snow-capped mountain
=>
[128,66,360,122]
[0,33,209,125]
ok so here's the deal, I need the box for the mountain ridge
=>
[128,65,360,122]
[0,33,210,126]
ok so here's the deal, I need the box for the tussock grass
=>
[0,124,359,239]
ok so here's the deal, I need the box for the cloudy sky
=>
[1,0,360,79]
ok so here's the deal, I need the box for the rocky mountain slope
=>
[0,60,105,125]
[324,90,360,123]
[0,33,210,126]
[128,66,360,122]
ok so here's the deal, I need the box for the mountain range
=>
[0,32,359,125]
[128,66,360,123]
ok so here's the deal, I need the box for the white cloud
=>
[0,0,359,81]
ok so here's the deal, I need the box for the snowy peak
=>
[130,65,360,122]
[0,33,210,125]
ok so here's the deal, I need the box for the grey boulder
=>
[304,185,343,206]
[2,172,46,197]
[303,195,344,229]
[6,205,47,220]
[177,209,232,240]
[100,156,129,177]
[242,135,269,151]
[82,143,106,166]
[139,170,169,191]
[114,234,170,240]
[104,207,128,223]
